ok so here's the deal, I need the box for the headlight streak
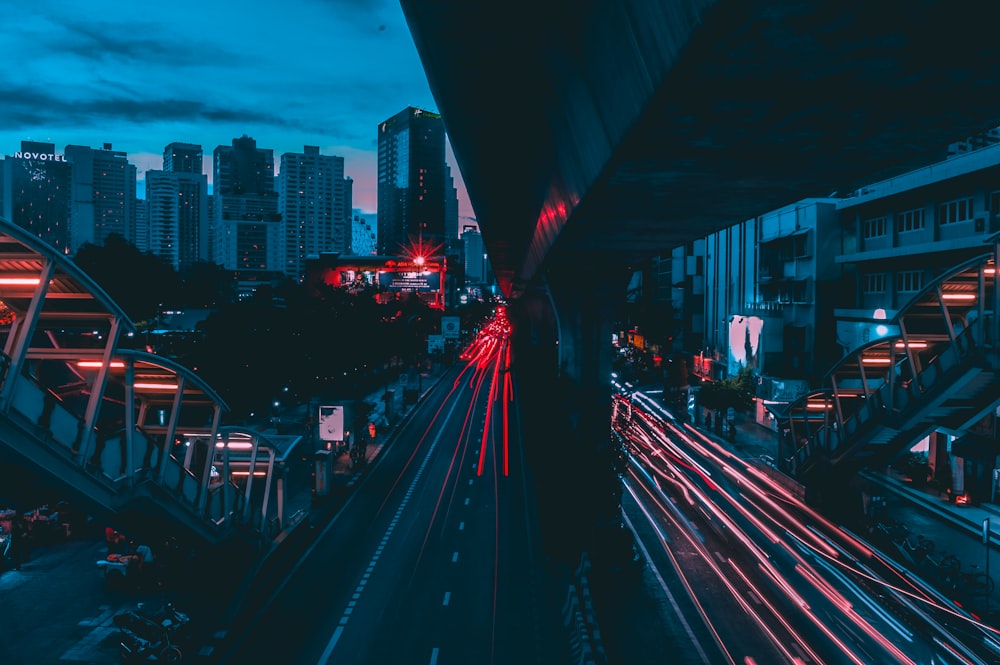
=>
[623,481,732,665]
[791,541,914,646]
[801,527,1000,662]
[476,334,504,476]
[620,396,947,664]
[626,439,896,665]
[628,452,706,543]
[625,473,808,664]
[722,560,827,665]
[629,391,1000,662]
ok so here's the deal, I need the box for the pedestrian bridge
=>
[0,219,300,552]
[772,252,1000,497]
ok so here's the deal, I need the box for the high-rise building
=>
[461,226,487,283]
[145,171,179,267]
[277,146,353,282]
[163,142,203,175]
[65,143,136,251]
[445,164,459,241]
[134,195,149,253]
[146,168,209,271]
[377,107,449,257]
[146,142,211,272]
[1,141,72,252]
[212,135,281,273]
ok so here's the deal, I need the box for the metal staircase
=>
[775,253,1000,483]
[0,221,283,551]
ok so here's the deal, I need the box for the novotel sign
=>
[14,151,67,162]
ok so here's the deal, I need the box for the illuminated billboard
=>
[378,269,441,293]
[306,254,446,309]
[728,315,763,375]
[318,405,344,442]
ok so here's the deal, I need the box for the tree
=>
[699,367,755,414]
[73,234,181,322]
[181,261,233,308]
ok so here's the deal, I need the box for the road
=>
[220,320,568,665]
[615,388,1000,664]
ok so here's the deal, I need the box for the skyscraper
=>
[146,170,209,271]
[278,146,353,282]
[145,142,210,272]
[445,163,459,242]
[377,107,450,257]
[163,142,203,175]
[212,135,281,272]
[1,141,72,252]
[65,143,136,251]
[462,226,488,284]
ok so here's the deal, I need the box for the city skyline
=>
[0,0,473,220]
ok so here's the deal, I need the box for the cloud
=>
[0,82,330,135]
[50,16,239,67]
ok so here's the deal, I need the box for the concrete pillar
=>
[509,263,638,573]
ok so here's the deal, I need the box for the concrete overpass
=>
[399,0,1000,570]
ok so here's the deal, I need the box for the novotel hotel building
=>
[0,141,72,253]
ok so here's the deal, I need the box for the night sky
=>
[0,0,472,217]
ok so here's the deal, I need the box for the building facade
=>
[278,146,353,283]
[1,141,72,252]
[64,143,136,251]
[377,107,449,257]
[212,135,281,273]
[164,142,204,175]
[835,143,1000,352]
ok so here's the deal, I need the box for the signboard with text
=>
[377,270,441,293]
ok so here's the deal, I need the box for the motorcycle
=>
[114,601,191,663]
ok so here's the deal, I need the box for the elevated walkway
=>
[0,219,283,553]
[773,252,1000,488]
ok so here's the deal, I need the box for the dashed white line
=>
[458,522,465,531]
[451,551,458,563]
[430,647,440,664]
[442,591,451,606]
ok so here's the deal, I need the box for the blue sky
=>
[0,0,472,218]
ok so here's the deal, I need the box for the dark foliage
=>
[73,234,181,322]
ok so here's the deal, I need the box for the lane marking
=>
[430,647,440,664]
[459,522,465,531]
[317,388,464,665]
[452,551,459,563]
[443,591,451,606]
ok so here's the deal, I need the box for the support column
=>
[510,262,638,573]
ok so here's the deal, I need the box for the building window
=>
[863,216,887,238]
[896,270,923,292]
[991,190,1000,214]
[863,272,887,293]
[895,209,925,233]
[939,196,974,224]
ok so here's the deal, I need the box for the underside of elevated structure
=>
[400,1,1000,571]
[401,0,1000,299]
